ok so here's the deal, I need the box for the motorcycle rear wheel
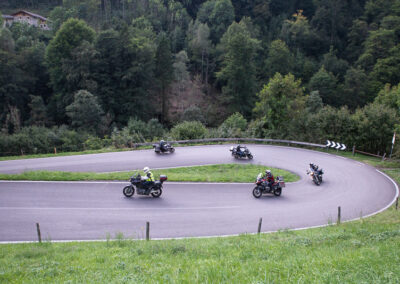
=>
[151,188,162,198]
[253,187,262,198]
[274,188,282,196]
[123,186,134,197]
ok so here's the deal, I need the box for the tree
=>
[265,39,294,78]
[45,18,96,123]
[66,90,104,133]
[188,20,212,85]
[353,102,398,153]
[217,20,260,117]
[28,95,47,126]
[343,67,369,108]
[253,73,306,137]
[155,33,173,123]
[309,66,339,107]
[197,0,235,44]
[374,83,400,110]
[321,47,349,81]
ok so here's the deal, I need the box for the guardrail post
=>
[258,218,262,234]
[396,197,398,210]
[337,206,341,225]
[352,145,355,156]
[146,221,150,240]
[36,223,42,243]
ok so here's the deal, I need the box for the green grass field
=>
[0,164,299,183]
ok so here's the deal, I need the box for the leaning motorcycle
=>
[252,173,285,198]
[153,142,175,154]
[230,146,253,159]
[123,173,167,198]
[306,168,323,186]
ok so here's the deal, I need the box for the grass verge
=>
[0,164,299,183]
[0,206,399,283]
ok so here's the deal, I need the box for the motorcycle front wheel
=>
[123,186,134,197]
[247,154,253,159]
[274,188,282,196]
[169,147,175,153]
[253,187,262,198]
[151,188,162,198]
[313,176,321,186]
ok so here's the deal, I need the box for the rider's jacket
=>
[264,174,275,183]
[146,171,155,182]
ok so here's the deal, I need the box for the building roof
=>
[12,10,47,21]
[2,15,14,19]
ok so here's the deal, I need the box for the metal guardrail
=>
[132,138,327,149]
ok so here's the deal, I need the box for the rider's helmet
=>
[143,166,150,173]
[161,140,164,143]
[265,169,271,176]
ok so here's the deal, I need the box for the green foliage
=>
[374,83,400,110]
[84,136,104,150]
[218,112,247,137]
[66,90,104,134]
[45,18,96,122]
[180,106,205,123]
[217,19,260,117]
[309,66,339,107]
[265,39,294,78]
[254,73,306,136]
[353,102,398,153]
[170,121,207,140]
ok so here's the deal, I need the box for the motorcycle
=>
[252,173,285,198]
[123,173,168,198]
[153,142,175,154]
[230,145,253,159]
[306,167,323,186]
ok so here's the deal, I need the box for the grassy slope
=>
[0,207,398,283]
[0,164,298,182]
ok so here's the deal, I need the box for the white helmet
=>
[143,166,150,173]
[265,169,271,175]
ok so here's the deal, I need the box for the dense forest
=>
[0,0,400,156]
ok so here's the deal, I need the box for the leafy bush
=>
[170,121,207,140]
[218,113,247,137]
[84,136,104,150]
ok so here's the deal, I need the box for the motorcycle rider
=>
[160,140,166,151]
[310,163,322,174]
[263,169,275,189]
[236,144,242,155]
[143,166,155,188]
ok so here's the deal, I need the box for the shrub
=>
[84,136,104,150]
[218,113,247,137]
[170,121,207,140]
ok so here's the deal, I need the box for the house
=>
[2,10,50,30]
[2,15,13,28]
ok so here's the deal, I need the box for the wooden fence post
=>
[396,197,399,210]
[352,145,355,156]
[36,223,42,243]
[146,222,150,241]
[337,206,341,225]
[258,218,262,234]
[382,153,386,162]
[54,147,57,155]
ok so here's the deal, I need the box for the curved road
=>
[0,145,397,242]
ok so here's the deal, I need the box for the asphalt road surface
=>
[0,145,398,242]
